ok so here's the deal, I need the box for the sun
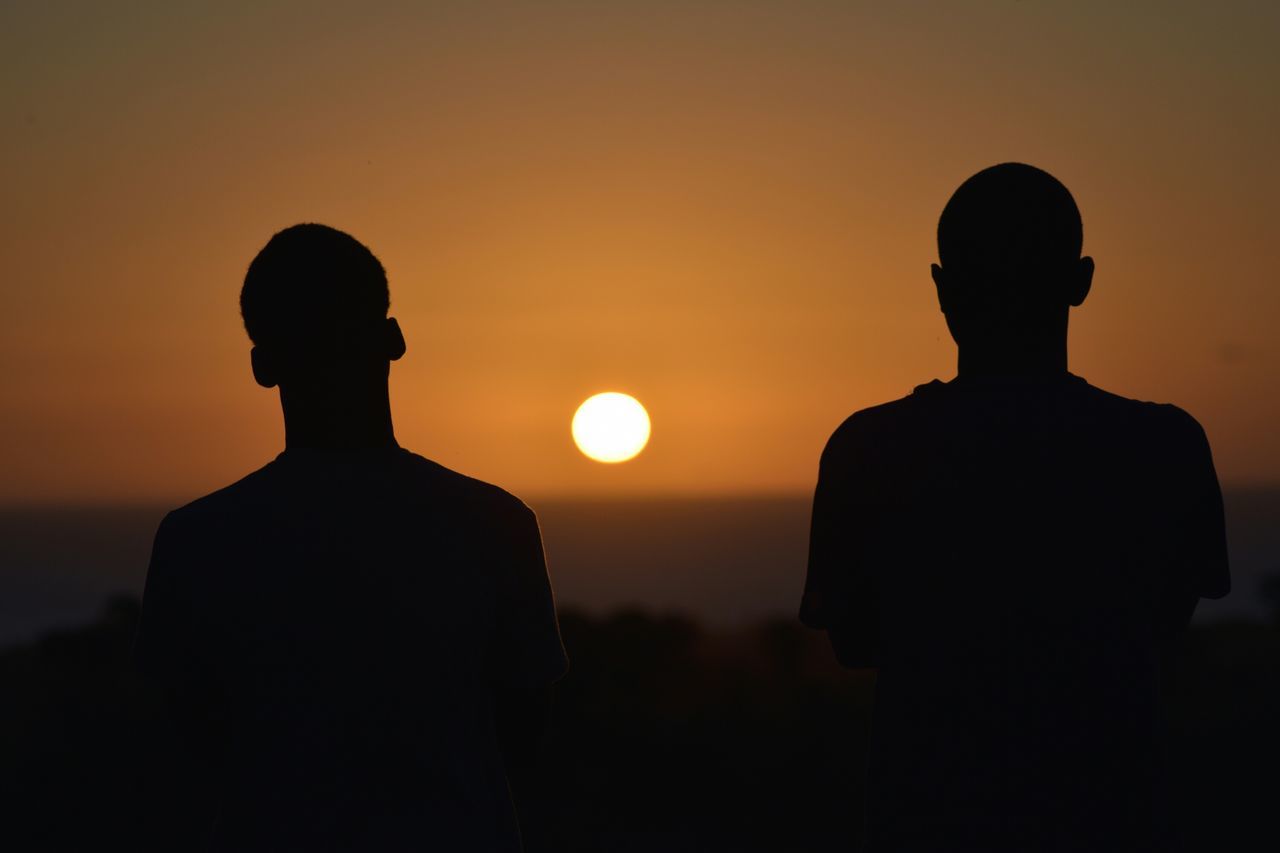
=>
[572,392,651,463]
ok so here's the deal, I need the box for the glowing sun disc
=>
[572,392,651,463]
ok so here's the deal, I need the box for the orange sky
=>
[2,1,1277,503]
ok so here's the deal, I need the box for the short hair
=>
[938,163,1083,281]
[240,224,389,351]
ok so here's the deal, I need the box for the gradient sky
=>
[2,1,1277,503]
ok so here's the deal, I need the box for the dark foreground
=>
[1,598,1277,852]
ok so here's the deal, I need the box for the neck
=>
[957,337,1068,379]
[279,381,398,450]
[956,307,1072,379]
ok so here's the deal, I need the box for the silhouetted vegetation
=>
[1,594,1277,851]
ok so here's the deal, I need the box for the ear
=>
[1068,256,1094,307]
[931,264,952,314]
[385,317,407,361]
[250,346,278,388]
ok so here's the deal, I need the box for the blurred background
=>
[2,1,1277,850]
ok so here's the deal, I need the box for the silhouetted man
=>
[136,224,568,851]
[801,164,1229,852]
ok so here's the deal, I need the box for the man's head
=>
[241,224,405,389]
[931,163,1093,353]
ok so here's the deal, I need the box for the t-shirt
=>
[136,446,568,852]
[801,373,1229,852]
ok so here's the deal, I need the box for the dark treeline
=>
[2,595,1277,852]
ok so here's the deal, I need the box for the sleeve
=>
[1173,413,1230,600]
[133,512,225,847]
[492,503,570,688]
[799,425,881,663]
[134,512,194,688]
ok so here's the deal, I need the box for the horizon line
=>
[4,482,1280,512]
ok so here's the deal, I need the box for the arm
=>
[134,513,225,850]
[1158,412,1230,654]
[800,426,882,669]
[491,503,569,771]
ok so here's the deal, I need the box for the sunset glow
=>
[0,2,1276,502]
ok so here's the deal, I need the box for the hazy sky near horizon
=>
[2,1,1277,503]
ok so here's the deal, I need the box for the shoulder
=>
[1074,381,1210,446]
[1145,402,1210,448]
[159,461,282,538]
[396,453,543,556]
[821,382,944,465]
[1147,400,1209,442]
[396,451,537,522]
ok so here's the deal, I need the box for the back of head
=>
[240,224,390,380]
[938,163,1083,289]
[934,164,1091,357]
